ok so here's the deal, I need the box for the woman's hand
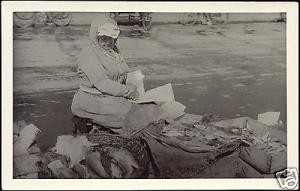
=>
[124,84,140,101]
[117,72,127,84]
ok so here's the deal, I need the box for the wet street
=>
[13,22,286,151]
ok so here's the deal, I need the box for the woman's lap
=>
[71,90,133,128]
[71,90,165,130]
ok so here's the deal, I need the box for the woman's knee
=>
[71,95,82,115]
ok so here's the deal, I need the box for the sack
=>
[87,133,150,178]
[139,120,241,178]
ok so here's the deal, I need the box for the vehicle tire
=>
[14,12,36,20]
[46,12,72,26]
[14,12,36,28]
[180,13,198,25]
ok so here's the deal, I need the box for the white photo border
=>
[2,1,298,190]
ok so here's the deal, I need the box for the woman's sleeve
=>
[81,53,129,97]
[119,53,131,72]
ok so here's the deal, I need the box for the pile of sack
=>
[38,134,150,179]
[13,110,286,179]
[13,121,42,179]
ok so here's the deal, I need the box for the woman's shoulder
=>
[77,46,95,67]
[80,46,93,56]
[79,46,96,61]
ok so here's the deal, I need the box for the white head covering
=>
[89,16,119,46]
[97,22,120,39]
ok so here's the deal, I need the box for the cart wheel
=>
[53,13,72,26]
[142,20,152,31]
[142,13,152,31]
[46,12,72,26]
[180,13,198,25]
[14,12,36,28]
[15,12,36,20]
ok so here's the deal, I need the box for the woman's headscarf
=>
[78,15,129,82]
[88,15,119,47]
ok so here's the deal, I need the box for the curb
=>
[69,18,285,27]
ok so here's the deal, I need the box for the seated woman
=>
[71,17,238,179]
[71,17,164,136]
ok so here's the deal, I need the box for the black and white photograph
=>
[2,1,299,190]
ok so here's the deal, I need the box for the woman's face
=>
[97,35,116,50]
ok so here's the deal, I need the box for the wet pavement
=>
[13,22,286,151]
